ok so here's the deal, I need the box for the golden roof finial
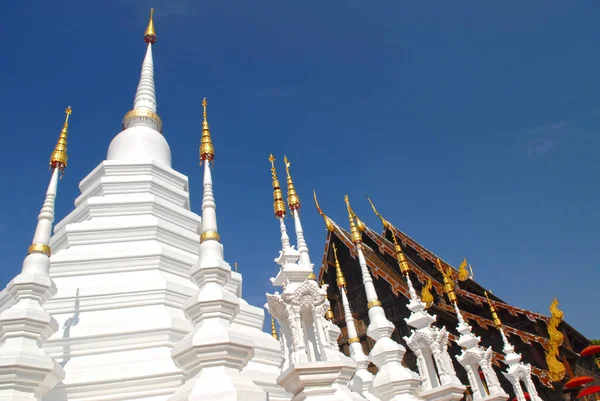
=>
[484,291,502,329]
[269,154,286,219]
[144,8,157,43]
[313,191,335,232]
[365,196,409,274]
[50,106,72,174]
[458,258,474,282]
[366,196,392,231]
[437,258,457,304]
[283,156,300,210]
[344,195,365,244]
[271,316,278,340]
[332,243,346,289]
[421,278,434,308]
[199,98,215,166]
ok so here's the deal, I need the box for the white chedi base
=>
[42,161,202,401]
[169,240,267,401]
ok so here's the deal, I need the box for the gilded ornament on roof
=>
[544,297,566,382]
[420,278,434,309]
[313,191,335,232]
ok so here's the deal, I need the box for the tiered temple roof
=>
[318,218,598,401]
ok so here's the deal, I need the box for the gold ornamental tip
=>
[283,156,300,210]
[269,154,287,218]
[332,243,346,289]
[199,98,215,165]
[271,316,278,340]
[366,196,392,231]
[50,106,72,173]
[144,8,157,44]
[484,291,502,329]
[437,258,457,304]
[307,272,316,281]
[344,195,363,244]
[313,191,335,232]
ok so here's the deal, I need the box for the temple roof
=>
[317,219,594,389]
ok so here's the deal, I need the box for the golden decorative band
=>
[200,230,221,243]
[447,292,457,304]
[348,337,361,344]
[27,243,51,257]
[367,300,382,309]
[122,108,163,132]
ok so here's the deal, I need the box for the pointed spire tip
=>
[144,8,157,44]
[50,106,72,172]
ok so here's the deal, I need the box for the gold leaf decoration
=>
[458,258,469,281]
[421,278,434,308]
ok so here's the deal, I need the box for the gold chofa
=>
[144,8,157,43]
[313,191,335,232]
[50,106,71,173]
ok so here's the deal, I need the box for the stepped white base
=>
[477,393,510,401]
[419,384,466,401]
[349,370,380,401]
[278,361,367,401]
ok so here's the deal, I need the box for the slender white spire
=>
[0,107,72,400]
[197,98,223,263]
[121,8,162,133]
[283,156,312,268]
[269,154,292,251]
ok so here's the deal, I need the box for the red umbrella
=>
[565,377,594,389]
[577,386,600,398]
[580,345,600,356]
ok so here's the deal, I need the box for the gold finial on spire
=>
[269,154,287,218]
[50,106,72,174]
[144,8,157,43]
[344,195,365,244]
[437,258,457,304]
[332,243,346,290]
[366,196,392,231]
[271,316,278,340]
[283,156,300,210]
[421,278,434,308]
[313,191,335,232]
[484,291,502,329]
[199,98,215,166]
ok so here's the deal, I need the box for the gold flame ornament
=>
[421,278,434,308]
[366,196,392,231]
[269,154,287,218]
[544,297,566,382]
[50,106,72,174]
[199,98,215,165]
[144,8,157,43]
[313,191,335,232]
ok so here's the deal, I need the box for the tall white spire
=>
[107,8,171,166]
[283,156,312,269]
[485,293,543,401]
[0,107,72,400]
[343,196,423,401]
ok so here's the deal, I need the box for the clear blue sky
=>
[1,1,598,338]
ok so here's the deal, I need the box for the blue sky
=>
[1,1,598,338]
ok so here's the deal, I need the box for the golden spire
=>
[269,154,286,218]
[343,195,365,244]
[421,278,434,308]
[313,191,335,232]
[484,291,502,329]
[366,196,392,231]
[144,8,157,43]
[283,156,300,210]
[437,258,457,304]
[271,316,278,340]
[199,98,215,165]
[332,243,346,289]
[50,106,72,174]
